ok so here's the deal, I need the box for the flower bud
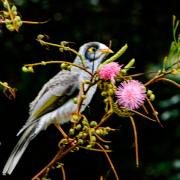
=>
[153,111,158,116]
[78,139,84,145]
[73,97,78,104]
[69,128,75,136]
[22,66,28,72]
[82,132,88,139]
[3,11,9,17]
[104,145,110,149]
[61,63,68,69]
[75,124,82,131]
[6,24,15,31]
[91,135,96,142]
[71,114,80,122]
[150,94,155,101]
[108,88,114,96]
[90,121,97,127]
[11,5,17,15]
[82,118,89,126]
[28,66,34,73]
[95,129,101,135]
[147,90,153,96]
[3,1,9,9]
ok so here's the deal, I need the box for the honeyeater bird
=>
[2,41,113,175]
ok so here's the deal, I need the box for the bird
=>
[2,41,113,175]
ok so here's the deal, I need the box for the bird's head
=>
[73,42,113,74]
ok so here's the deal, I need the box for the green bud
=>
[73,97,78,104]
[3,11,9,17]
[59,47,64,52]
[78,139,84,145]
[37,34,44,40]
[102,129,109,136]
[16,20,23,27]
[104,145,110,149]
[11,5,17,15]
[108,89,114,96]
[66,65,71,71]
[107,83,113,88]
[91,135,96,142]
[91,128,95,134]
[14,16,21,22]
[61,63,68,69]
[82,118,89,126]
[22,66,28,72]
[77,132,83,138]
[95,129,101,135]
[150,94,155,101]
[71,114,80,122]
[82,132,88,138]
[75,124,82,131]
[6,24,15,31]
[28,66,34,72]
[82,126,89,132]
[90,121,97,127]
[3,1,9,9]
[69,128,75,136]
[153,111,158,116]
[147,90,153,96]
[5,19,12,25]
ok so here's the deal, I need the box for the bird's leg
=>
[55,124,68,139]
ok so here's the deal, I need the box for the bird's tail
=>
[2,124,37,175]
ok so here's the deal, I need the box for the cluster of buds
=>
[1,0,23,31]
[147,89,155,101]
[68,114,113,150]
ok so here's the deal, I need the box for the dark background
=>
[0,0,180,179]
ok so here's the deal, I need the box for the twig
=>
[156,77,180,88]
[146,97,163,127]
[96,142,119,180]
[130,116,139,168]
[31,143,77,180]
[24,60,93,76]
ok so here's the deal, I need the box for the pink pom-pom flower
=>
[115,80,146,110]
[98,62,122,83]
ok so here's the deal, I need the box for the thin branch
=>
[31,143,77,180]
[156,77,180,88]
[24,60,93,76]
[145,97,163,127]
[96,142,119,180]
[130,116,139,168]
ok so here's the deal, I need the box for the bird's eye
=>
[85,44,99,61]
[87,47,97,54]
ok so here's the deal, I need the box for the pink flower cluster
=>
[98,62,121,83]
[115,80,146,110]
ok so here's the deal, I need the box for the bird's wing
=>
[17,70,80,136]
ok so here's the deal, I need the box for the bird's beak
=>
[100,48,114,54]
